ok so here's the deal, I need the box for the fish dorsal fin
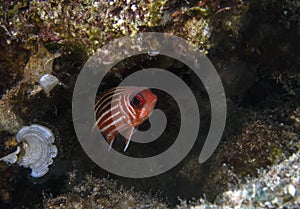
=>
[95,87,125,117]
[123,127,135,152]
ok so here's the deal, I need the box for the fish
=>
[94,86,157,151]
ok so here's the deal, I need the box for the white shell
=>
[0,146,21,164]
[16,124,58,178]
[39,74,60,94]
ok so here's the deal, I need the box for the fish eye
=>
[131,94,144,108]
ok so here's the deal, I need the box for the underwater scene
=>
[0,0,299,208]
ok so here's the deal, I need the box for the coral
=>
[0,86,25,134]
[0,0,299,208]
[0,37,28,96]
[221,94,299,175]
[200,89,300,200]
[43,172,168,209]
[177,157,203,185]
[0,42,61,134]
[178,148,300,208]
[0,0,216,55]
[23,41,61,83]
[181,17,211,54]
[0,0,171,55]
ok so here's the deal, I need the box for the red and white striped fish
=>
[94,86,157,151]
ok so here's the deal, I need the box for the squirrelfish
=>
[95,86,157,151]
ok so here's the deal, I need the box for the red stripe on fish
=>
[95,86,157,151]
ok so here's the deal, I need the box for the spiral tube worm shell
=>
[0,124,58,178]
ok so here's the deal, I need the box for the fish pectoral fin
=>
[123,127,135,152]
[107,136,115,152]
